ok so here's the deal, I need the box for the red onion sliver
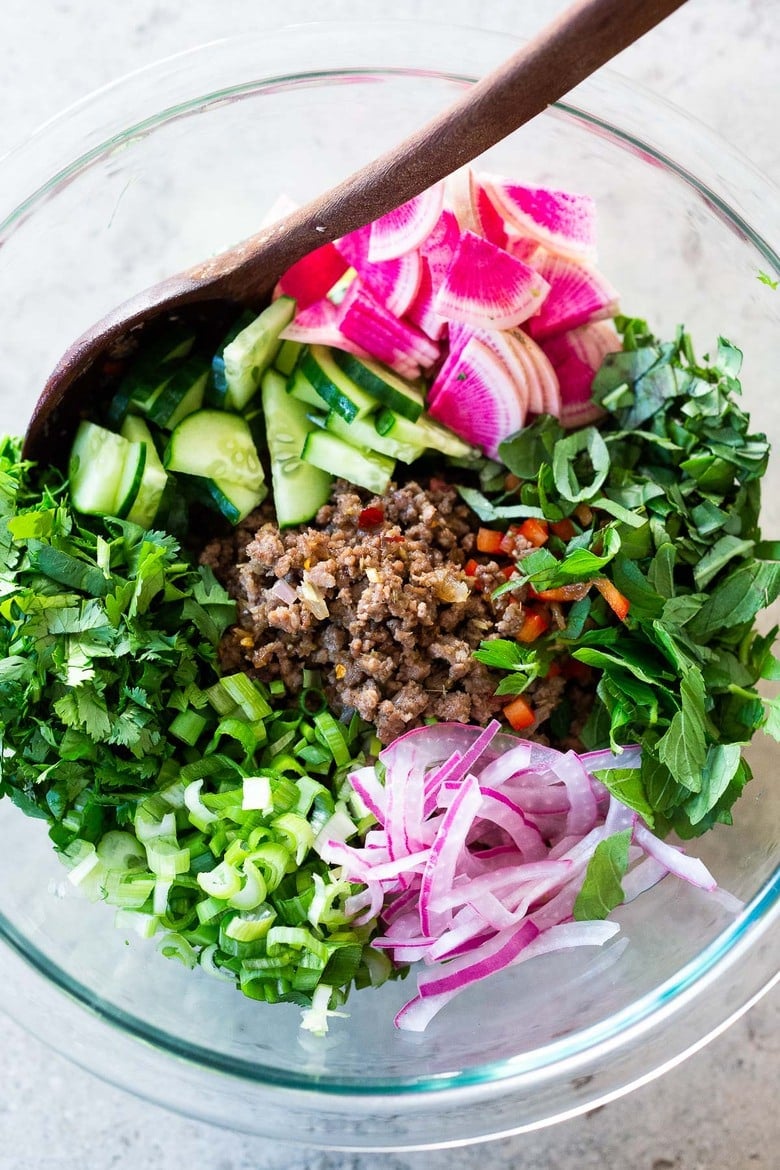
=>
[633,824,718,890]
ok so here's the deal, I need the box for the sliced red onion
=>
[419,772,483,936]
[348,765,387,825]
[633,824,717,890]
[269,579,298,605]
[334,722,721,1031]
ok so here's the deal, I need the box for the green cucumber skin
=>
[300,347,376,422]
[324,411,424,464]
[301,429,395,496]
[261,369,332,528]
[221,297,297,411]
[331,350,425,422]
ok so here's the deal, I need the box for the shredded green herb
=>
[0,437,393,1011]
[467,322,780,839]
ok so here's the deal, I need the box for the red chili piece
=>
[358,506,385,529]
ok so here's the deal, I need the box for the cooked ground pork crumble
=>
[202,477,568,743]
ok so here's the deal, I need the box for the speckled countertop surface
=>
[0,1,778,1167]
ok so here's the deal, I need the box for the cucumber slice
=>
[300,346,377,422]
[164,409,266,494]
[261,369,332,528]
[301,429,395,495]
[107,324,196,427]
[114,443,148,519]
[209,310,257,407]
[68,421,133,517]
[143,356,210,430]
[219,297,296,411]
[324,410,424,464]
[204,478,268,525]
[274,339,303,378]
[120,415,169,528]
[374,407,479,459]
[331,350,425,421]
[287,365,324,410]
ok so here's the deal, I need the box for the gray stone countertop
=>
[0,1,778,1167]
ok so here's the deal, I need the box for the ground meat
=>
[202,477,582,745]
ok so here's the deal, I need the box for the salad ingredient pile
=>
[1,165,779,1033]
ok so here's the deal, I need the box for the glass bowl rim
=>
[0,17,778,1103]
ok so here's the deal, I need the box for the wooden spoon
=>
[23,0,687,460]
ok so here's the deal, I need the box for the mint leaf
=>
[656,667,708,793]
[573,829,632,920]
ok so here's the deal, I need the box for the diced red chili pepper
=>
[516,607,550,643]
[463,558,480,577]
[594,576,631,622]
[503,694,536,731]
[550,518,576,541]
[358,506,385,529]
[500,564,517,580]
[546,661,563,678]
[518,518,549,547]
[533,582,592,603]
[476,527,504,554]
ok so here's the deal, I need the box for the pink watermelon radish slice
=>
[404,260,449,341]
[505,233,545,266]
[279,298,372,360]
[507,329,562,417]
[477,174,598,263]
[421,208,461,283]
[338,282,440,379]
[427,336,527,458]
[335,223,423,318]
[524,253,619,340]
[368,183,445,262]
[541,320,622,428]
[433,231,551,331]
[275,243,348,309]
[469,170,509,248]
[438,322,558,419]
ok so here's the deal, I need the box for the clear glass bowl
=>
[0,19,778,1152]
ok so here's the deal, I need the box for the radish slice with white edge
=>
[505,329,562,416]
[433,230,551,331]
[358,250,424,319]
[478,174,598,263]
[469,169,509,248]
[279,298,372,360]
[368,182,445,262]
[427,335,527,458]
[540,319,622,428]
[403,260,449,341]
[334,223,423,318]
[337,281,439,378]
[524,253,620,341]
[421,207,461,283]
[442,320,560,419]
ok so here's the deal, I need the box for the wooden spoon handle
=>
[207,0,688,297]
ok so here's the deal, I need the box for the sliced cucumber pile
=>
[66,295,478,533]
